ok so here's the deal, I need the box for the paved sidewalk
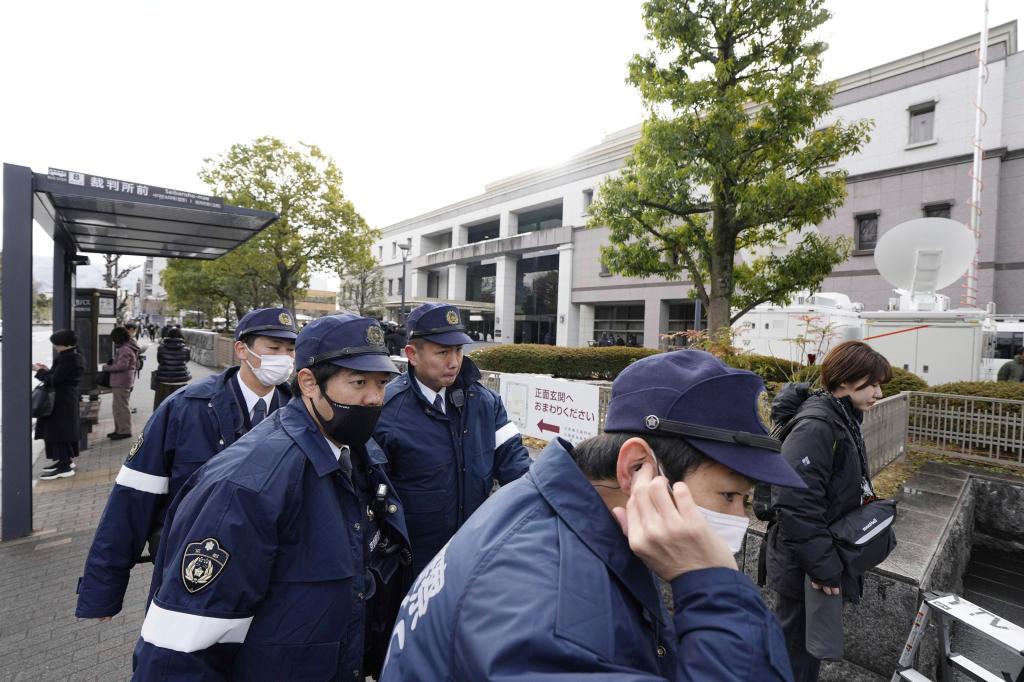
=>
[0,346,218,681]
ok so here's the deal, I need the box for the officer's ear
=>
[233,340,249,362]
[404,341,419,366]
[615,437,657,496]
[295,368,321,400]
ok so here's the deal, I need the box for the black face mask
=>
[311,388,382,447]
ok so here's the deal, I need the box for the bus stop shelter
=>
[1,163,277,540]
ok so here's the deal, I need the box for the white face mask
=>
[245,346,294,387]
[696,505,750,554]
[648,453,750,554]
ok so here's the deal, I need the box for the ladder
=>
[892,592,1024,682]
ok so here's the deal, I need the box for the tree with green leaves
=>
[339,254,385,317]
[588,0,871,332]
[200,137,377,313]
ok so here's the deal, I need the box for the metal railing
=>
[906,391,1024,467]
[863,393,910,476]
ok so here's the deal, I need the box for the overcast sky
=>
[1,0,1019,266]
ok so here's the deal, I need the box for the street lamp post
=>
[398,242,411,325]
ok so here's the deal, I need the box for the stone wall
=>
[181,329,238,369]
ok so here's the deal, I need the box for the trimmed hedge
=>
[469,344,660,380]
[927,381,1024,401]
[793,364,927,398]
[721,354,802,384]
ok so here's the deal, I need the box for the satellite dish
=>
[873,218,975,295]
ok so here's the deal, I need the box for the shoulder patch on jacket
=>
[126,435,144,462]
[181,537,230,593]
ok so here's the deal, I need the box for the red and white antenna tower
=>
[961,0,990,308]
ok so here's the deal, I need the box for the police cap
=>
[406,303,472,346]
[295,313,398,374]
[235,307,298,341]
[604,350,806,488]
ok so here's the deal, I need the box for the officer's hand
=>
[612,461,737,581]
[811,581,841,597]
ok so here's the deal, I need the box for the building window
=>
[665,301,707,348]
[516,204,563,235]
[599,260,611,277]
[466,263,496,302]
[391,242,397,258]
[427,271,440,298]
[923,202,952,219]
[378,245,383,260]
[593,304,644,347]
[397,277,404,296]
[908,102,935,144]
[582,189,594,213]
[855,213,879,252]
[388,279,393,296]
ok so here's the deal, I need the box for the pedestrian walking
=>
[76,308,297,620]
[34,329,86,480]
[151,327,191,410]
[132,313,409,680]
[103,326,139,440]
[380,349,805,681]
[374,303,531,580]
[766,341,894,681]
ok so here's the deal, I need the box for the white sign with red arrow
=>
[499,374,601,446]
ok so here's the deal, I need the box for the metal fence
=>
[906,391,1024,468]
[862,393,910,476]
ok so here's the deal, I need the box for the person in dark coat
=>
[380,350,806,681]
[34,329,85,480]
[151,327,191,409]
[132,314,408,680]
[374,303,532,580]
[765,341,892,682]
[76,308,297,622]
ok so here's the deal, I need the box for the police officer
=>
[133,313,409,680]
[381,350,806,681]
[75,307,297,620]
[374,302,532,578]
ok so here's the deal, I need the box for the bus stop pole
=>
[2,164,35,540]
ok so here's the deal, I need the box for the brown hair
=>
[820,341,892,392]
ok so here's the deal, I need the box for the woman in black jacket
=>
[152,327,191,409]
[765,341,891,682]
[34,329,86,480]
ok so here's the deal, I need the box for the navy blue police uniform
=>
[380,350,804,681]
[373,303,532,578]
[75,308,297,618]
[133,314,411,680]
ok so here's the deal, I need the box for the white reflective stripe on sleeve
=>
[115,465,170,495]
[495,421,520,447]
[141,602,253,652]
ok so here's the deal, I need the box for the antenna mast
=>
[962,0,990,308]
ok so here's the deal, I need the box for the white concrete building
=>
[376,22,1022,350]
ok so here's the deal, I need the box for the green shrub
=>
[927,381,1024,401]
[722,354,802,384]
[793,364,926,398]
[468,344,660,380]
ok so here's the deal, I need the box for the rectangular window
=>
[923,202,951,219]
[582,189,594,213]
[388,279,393,296]
[856,213,879,251]
[391,242,397,258]
[398,278,404,296]
[378,245,383,260]
[908,103,935,144]
[593,304,645,347]
[427,272,440,298]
